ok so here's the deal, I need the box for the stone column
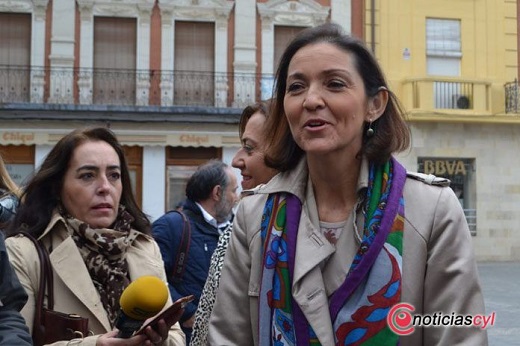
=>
[259,15,275,100]
[77,2,93,104]
[215,12,230,107]
[331,0,351,34]
[232,0,256,107]
[31,0,49,103]
[136,5,153,106]
[48,0,75,103]
[159,6,174,106]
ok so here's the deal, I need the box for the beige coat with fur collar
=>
[209,158,487,346]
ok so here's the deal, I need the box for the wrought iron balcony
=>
[0,65,271,109]
[505,79,520,113]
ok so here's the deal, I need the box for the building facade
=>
[367,0,520,260]
[0,0,353,221]
[2,0,519,260]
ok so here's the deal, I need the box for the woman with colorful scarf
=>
[5,127,185,346]
[208,23,488,346]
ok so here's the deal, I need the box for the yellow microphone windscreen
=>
[119,275,168,320]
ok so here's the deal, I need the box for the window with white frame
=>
[426,18,467,109]
[426,18,461,60]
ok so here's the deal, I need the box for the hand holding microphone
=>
[115,276,168,338]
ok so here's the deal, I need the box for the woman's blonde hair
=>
[0,154,21,198]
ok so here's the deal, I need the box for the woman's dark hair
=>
[264,22,410,171]
[7,127,150,237]
[186,159,229,202]
[238,99,271,139]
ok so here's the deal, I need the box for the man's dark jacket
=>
[152,199,219,324]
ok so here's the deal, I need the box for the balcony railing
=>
[505,79,520,113]
[401,76,492,114]
[0,65,271,109]
[0,66,31,103]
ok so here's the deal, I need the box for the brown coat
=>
[209,158,488,346]
[6,213,185,346]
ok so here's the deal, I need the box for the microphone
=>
[115,275,169,338]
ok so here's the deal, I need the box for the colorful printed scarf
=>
[259,158,406,345]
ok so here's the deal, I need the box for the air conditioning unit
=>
[452,94,470,109]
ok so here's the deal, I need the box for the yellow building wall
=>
[365,0,518,118]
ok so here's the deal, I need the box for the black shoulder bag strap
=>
[19,231,53,346]
[170,210,192,284]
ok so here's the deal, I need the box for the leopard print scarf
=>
[64,206,139,327]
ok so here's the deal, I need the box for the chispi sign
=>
[422,159,467,176]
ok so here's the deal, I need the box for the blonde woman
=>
[0,154,21,229]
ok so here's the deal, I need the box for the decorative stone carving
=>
[77,0,155,18]
[160,8,173,24]
[0,0,33,13]
[261,14,274,31]
[93,5,137,16]
[76,0,92,21]
[159,0,233,21]
[257,0,329,27]
[0,0,49,19]
[33,0,49,18]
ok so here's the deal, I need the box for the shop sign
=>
[179,134,209,145]
[1,131,35,144]
[422,159,467,176]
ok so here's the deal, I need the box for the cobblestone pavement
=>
[478,262,520,346]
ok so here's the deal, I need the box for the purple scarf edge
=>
[286,194,311,344]
[329,158,406,321]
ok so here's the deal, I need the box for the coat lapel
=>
[126,246,164,282]
[291,210,336,345]
[50,236,112,330]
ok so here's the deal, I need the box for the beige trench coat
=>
[209,158,488,346]
[6,213,185,346]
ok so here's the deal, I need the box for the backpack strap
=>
[169,210,192,284]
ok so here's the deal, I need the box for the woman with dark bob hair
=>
[209,23,487,345]
[6,127,185,345]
